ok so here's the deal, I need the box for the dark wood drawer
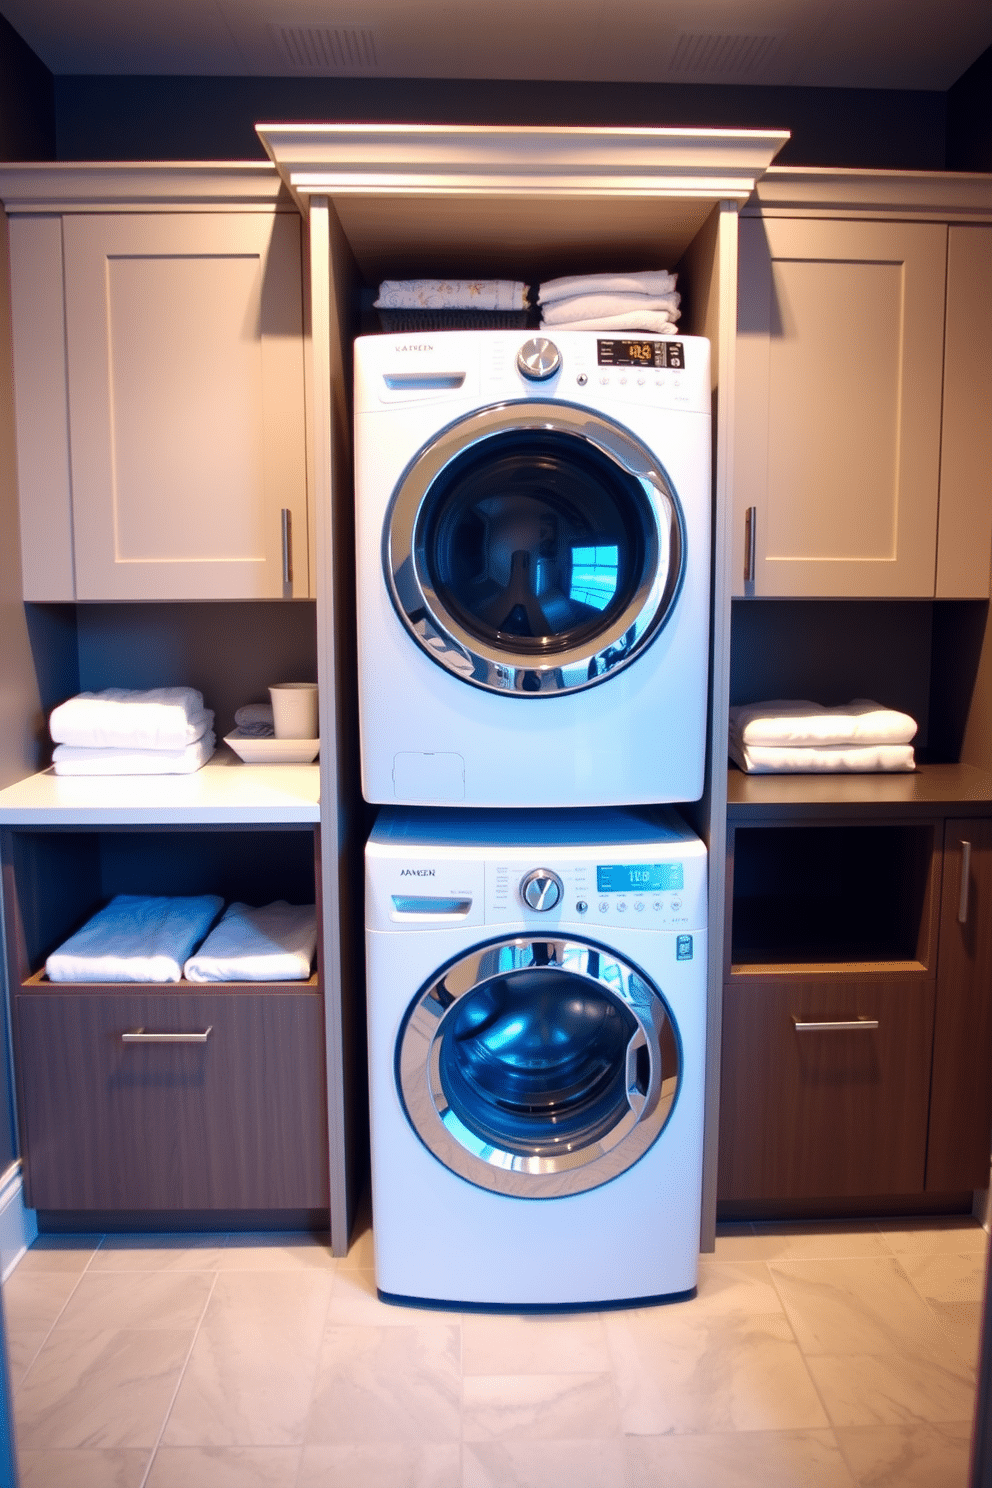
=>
[16,988,329,1212]
[718,975,936,1201]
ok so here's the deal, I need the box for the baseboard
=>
[0,1162,37,1282]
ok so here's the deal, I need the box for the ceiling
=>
[2,0,990,91]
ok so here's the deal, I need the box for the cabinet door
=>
[62,212,309,601]
[718,975,935,1201]
[935,228,992,598]
[734,217,947,597]
[16,990,329,1212]
[926,819,992,1191]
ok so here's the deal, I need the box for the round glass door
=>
[385,401,685,696]
[397,936,682,1198]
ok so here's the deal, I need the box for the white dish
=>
[224,730,320,765]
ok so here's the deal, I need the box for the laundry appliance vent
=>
[269,22,380,73]
[668,31,782,79]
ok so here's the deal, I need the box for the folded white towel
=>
[540,311,679,334]
[184,901,317,983]
[375,280,527,311]
[52,731,216,776]
[46,894,223,983]
[729,739,916,774]
[541,292,680,326]
[50,688,213,752]
[538,271,677,305]
[729,700,918,748]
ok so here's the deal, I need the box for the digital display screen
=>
[597,863,684,893]
[597,339,684,370]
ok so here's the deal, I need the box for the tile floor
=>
[0,1207,987,1487]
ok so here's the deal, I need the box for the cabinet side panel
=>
[927,819,992,1191]
[7,214,74,602]
[936,226,992,600]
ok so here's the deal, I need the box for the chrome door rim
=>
[396,935,682,1199]
[384,400,686,696]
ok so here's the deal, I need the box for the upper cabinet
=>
[733,171,992,599]
[1,167,311,602]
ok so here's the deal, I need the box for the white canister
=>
[269,682,319,739]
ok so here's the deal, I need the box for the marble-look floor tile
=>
[768,1257,971,1365]
[898,1250,988,1365]
[298,1442,462,1487]
[2,1269,81,1342]
[605,1262,828,1435]
[461,1310,610,1375]
[461,1372,619,1442]
[162,1270,333,1447]
[17,1447,151,1487]
[90,1234,228,1272]
[804,1349,976,1427]
[218,1232,336,1272]
[145,1445,302,1487]
[306,1324,461,1445]
[14,1327,192,1450]
[13,1236,102,1274]
[464,1438,626,1488]
[877,1218,988,1256]
[55,1269,214,1333]
[703,1223,890,1263]
[7,1328,53,1392]
[835,1420,973,1487]
[624,1429,858,1487]
[325,1267,461,1327]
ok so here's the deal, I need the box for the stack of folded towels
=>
[45,895,318,983]
[49,687,215,776]
[538,270,680,334]
[729,699,918,774]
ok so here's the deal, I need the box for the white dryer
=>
[354,330,711,808]
[365,807,707,1307]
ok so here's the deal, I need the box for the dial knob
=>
[520,868,564,912]
[516,337,561,381]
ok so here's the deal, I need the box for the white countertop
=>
[0,747,320,825]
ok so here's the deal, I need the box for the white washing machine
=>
[354,330,711,808]
[365,806,707,1307]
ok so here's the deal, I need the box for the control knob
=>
[516,337,561,381]
[520,868,564,912]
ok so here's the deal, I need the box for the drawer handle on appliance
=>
[122,1027,213,1044]
[958,840,972,925]
[744,506,757,583]
[281,508,293,585]
[793,1018,879,1033]
[383,372,466,390]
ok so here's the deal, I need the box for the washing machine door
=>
[396,935,682,1198]
[385,400,686,695]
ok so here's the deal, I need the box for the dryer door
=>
[385,400,686,695]
[396,934,682,1198]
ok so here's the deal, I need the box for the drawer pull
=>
[958,840,972,925]
[793,1018,879,1033]
[122,1027,213,1044]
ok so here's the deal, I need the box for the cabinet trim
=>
[745,167,992,223]
[0,163,293,215]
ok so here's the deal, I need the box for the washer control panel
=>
[488,859,702,930]
[519,868,564,911]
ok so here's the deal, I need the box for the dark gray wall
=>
[53,74,950,169]
[0,11,53,160]
[947,42,992,170]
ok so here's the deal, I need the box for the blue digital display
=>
[597,863,684,893]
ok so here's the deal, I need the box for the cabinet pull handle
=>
[281,508,293,585]
[744,506,756,583]
[958,840,972,925]
[122,1027,213,1044]
[793,1019,879,1033]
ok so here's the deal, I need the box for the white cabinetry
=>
[5,170,310,601]
[733,174,992,599]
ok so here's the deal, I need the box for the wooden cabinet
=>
[0,810,329,1222]
[733,214,992,600]
[719,798,992,1212]
[16,987,328,1213]
[8,202,310,602]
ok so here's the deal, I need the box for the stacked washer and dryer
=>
[355,328,712,1307]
